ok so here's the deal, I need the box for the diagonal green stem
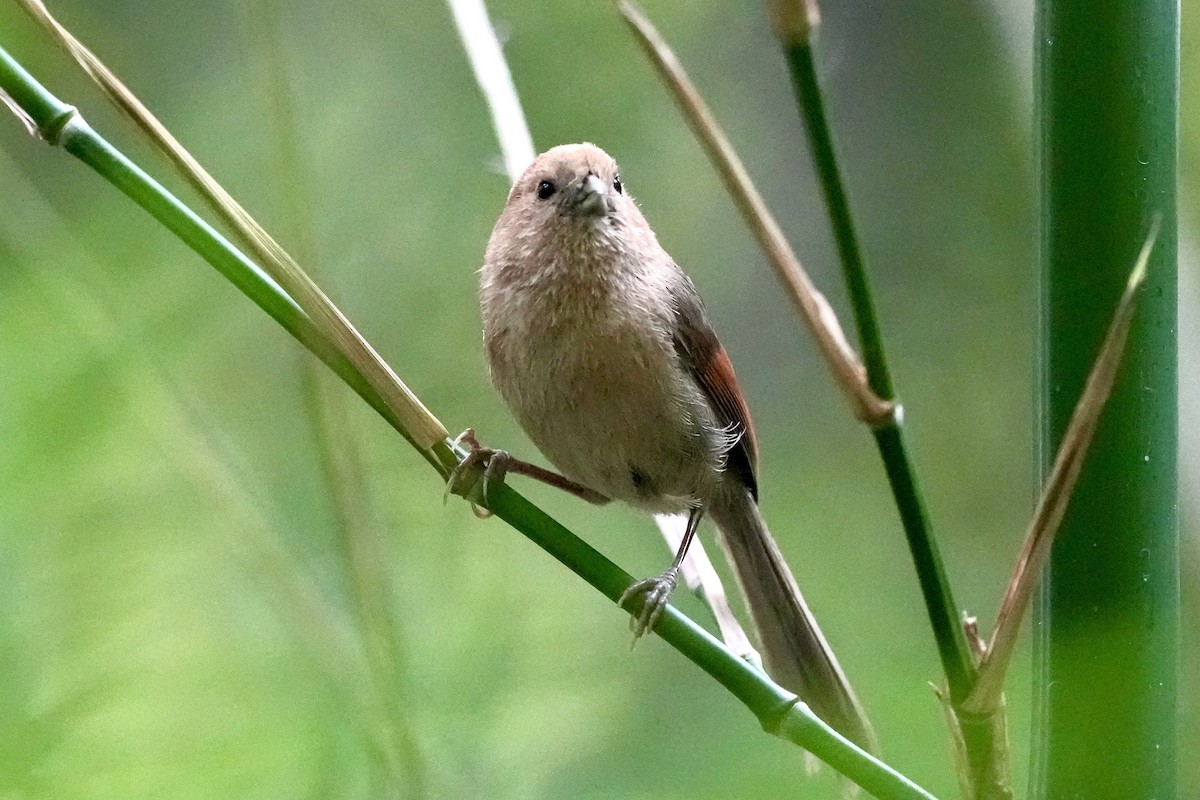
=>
[874,426,974,696]
[782,41,892,399]
[0,41,939,800]
[484,482,939,800]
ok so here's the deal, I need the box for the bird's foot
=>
[618,567,680,643]
[445,428,510,516]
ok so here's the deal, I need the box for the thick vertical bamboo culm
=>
[1034,1,1179,797]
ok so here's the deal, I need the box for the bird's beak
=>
[573,173,610,217]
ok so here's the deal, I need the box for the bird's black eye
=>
[536,180,556,200]
[613,175,623,194]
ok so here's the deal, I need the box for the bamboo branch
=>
[769,0,894,400]
[767,3,1003,792]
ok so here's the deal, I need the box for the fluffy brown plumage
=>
[480,143,875,751]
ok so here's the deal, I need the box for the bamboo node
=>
[769,0,820,44]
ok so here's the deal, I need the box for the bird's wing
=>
[668,274,759,498]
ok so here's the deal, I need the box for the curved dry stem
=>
[615,0,893,428]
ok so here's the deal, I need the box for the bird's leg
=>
[619,505,704,640]
[445,429,610,510]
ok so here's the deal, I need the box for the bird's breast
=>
[483,271,720,510]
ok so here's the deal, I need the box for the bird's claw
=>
[618,567,679,644]
[445,428,510,515]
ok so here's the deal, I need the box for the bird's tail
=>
[709,487,877,753]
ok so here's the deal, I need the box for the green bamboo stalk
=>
[1034,0,1179,796]
[484,483,939,800]
[767,5,1013,794]
[769,5,973,700]
[0,42,938,799]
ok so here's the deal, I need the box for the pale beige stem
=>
[446,0,536,180]
[17,0,448,460]
[656,514,759,663]
[450,0,754,653]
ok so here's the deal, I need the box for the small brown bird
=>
[472,142,873,750]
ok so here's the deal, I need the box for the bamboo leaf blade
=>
[965,226,1157,717]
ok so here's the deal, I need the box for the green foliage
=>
[0,1,1194,798]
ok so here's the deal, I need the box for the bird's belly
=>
[494,324,718,510]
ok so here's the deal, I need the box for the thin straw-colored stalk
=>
[15,0,449,467]
[450,0,754,656]
[0,43,938,799]
[656,513,759,661]
[445,0,535,179]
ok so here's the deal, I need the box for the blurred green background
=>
[0,1,1194,798]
